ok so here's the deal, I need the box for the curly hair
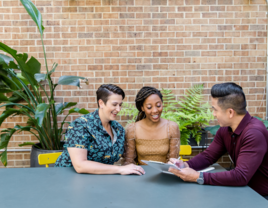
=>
[135,86,163,122]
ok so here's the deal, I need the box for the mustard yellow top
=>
[123,121,180,165]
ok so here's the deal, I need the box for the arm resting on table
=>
[203,130,267,186]
[187,128,227,170]
[68,148,121,174]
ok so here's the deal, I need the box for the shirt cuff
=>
[186,161,193,168]
[203,172,209,185]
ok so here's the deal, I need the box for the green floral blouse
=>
[55,109,125,167]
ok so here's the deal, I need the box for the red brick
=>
[86,0,101,5]
[88,65,103,71]
[144,32,159,38]
[152,0,168,5]
[96,46,112,51]
[103,13,119,19]
[234,51,249,56]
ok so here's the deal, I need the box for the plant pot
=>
[30,142,65,167]
[188,130,208,147]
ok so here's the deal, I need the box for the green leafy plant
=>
[254,116,268,129]
[118,103,139,124]
[0,0,89,166]
[205,125,220,136]
[119,85,214,145]
[205,113,268,138]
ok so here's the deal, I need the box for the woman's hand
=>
[119,164,145,176]
[168,158,189,169]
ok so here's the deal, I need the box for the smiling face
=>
[211,97,234,127]
[99,93,123,121]
[141,94,163,123]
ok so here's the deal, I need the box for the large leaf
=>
[0,54,13,66]
[0,151,7,166]
[0,71,18,90]
[26,57,41,76]
[34,73,46,82]
[0,109,21,126]
[263,120,268,129]
[0,42,39,85]
[55,102,77,115]
[35,103,50,126]
[0,93,8,102]
[0,43,17,59]
[20,0,44,35]
[254,116,262,121]
[17,53,28,63]
[16,73,30,86]
[204,125,220,136]
[58,76,87,88]
[18,142,36,147]
[14,125,31,133]
[0,128,17,166]
[69,107,90,115]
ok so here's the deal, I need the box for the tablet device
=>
[141,160,181,175]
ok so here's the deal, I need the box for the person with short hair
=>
[124,86,180,165]
[169,82,268,199]
[55,84,145,175]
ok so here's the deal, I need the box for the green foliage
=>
[0,0,89,166]
[118,103,139,124]
[119,85,214,145]
[254,116,268,129]
[205,125,220,136]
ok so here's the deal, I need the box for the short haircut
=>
[96,84,125,107]
[211,82,247,115]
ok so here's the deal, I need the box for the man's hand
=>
[168,158,189,169]
[169,167,200,183]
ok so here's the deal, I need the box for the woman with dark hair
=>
[123,86,180,165]
[55,84,145,175]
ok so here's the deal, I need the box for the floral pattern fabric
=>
[55,109,125,167]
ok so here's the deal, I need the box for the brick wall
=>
[0,0,266,167]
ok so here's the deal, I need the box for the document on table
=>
[141,160,215,175]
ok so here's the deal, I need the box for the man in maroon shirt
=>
[169,82,268,198]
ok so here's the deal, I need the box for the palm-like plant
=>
[0,0,90,166]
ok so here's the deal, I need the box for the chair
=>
[179,145,192,161]
[38,152,62,168]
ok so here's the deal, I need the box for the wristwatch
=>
[197,172,204,185]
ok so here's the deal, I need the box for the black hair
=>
[135,86,163,122]
[96,84,125,107]
[211,82,247,115]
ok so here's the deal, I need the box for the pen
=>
[174,157,181,166]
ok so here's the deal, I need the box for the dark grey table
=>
[0,164,267,208]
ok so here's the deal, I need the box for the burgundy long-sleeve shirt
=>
[187,112,268,196]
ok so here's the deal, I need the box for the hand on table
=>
[169,167,200,183]
[119,164,145,176]
[168,158,189,169]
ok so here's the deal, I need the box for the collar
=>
[228,112,251,136]
[82,109,120,136]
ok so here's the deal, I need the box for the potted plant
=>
[0,0,90,167]
[119,84,214,146]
